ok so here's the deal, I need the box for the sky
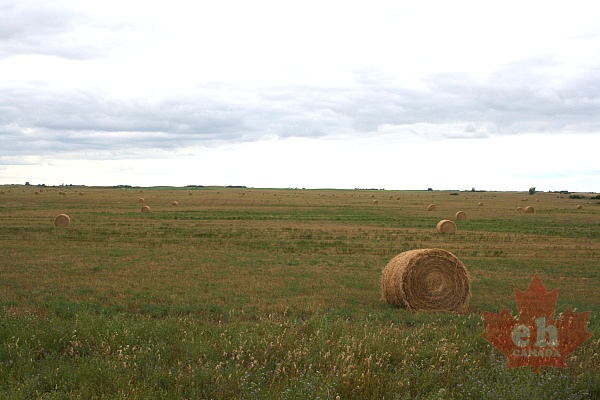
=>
[1,0,599,192]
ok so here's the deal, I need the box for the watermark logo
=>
[482,274,592,373]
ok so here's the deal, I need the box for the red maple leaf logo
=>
[482,274,592,373]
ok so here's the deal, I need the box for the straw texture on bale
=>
[524,206,534,213]
[427,204,436,211]
[141,205,151,213]
[54,214,71,227]
[381,248,470,312]
[455,211,466,220]
[436,219,457,234]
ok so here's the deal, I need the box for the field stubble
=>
[0,186,598,399]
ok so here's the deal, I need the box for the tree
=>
[529,187,536,195]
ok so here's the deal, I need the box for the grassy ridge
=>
[0,186,599,399]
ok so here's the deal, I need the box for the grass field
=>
[1,185,598,399]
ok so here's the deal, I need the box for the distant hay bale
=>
[396,196,401,200]
[516,206,523,212]
[427,204,436,211]
[576,204,583,209]
[477,202,483,206]
[381,248,471,312]
[171,201,179,206]
[436,219,457,234]
[54,214,71,227]
[455,211,467,220]
[138,198,145,203]
[0,190,5,195]
[35,191,40,195]
[141,205,151,213]
[524,206,534,213]
[389,195,393,199]
[373,200,379,204]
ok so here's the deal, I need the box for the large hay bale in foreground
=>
[524,206,534,213]
[381,249,470,312]
[436,219,457,234]
[455,211,467,220]
[141,205,151,213]
[54,214,71,227]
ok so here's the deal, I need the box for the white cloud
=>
[1,0,599,191]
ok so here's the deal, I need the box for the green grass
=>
[0,187,598,399]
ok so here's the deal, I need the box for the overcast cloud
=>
[1,0,599,190]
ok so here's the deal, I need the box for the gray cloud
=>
[0,1,136,60]
[2,59,600,159]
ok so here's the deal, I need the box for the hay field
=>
[0,186,599,399]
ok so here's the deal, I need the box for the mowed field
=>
[0,186,598,399]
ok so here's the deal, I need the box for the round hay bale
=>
[373,200,379,204]
[477,202,483,206]
[516,206,523,212]
[138,198,145,203]
[171,201,179,206]
[54,214,71,227]
[524,205,534,213]
[427,204,436,211]
[455,211,467,220]
[576,204,583,209]
[141,205,151,213]
[436,219,457,234]
[381,248,471,312]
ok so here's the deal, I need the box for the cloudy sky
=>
[1,0,599,191]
